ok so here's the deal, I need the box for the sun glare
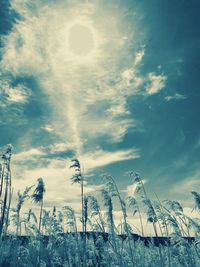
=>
[58,18,102,65]
[68,24,94,56]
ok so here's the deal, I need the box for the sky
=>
[0,0,200,219]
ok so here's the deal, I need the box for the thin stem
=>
[38,198,43,233]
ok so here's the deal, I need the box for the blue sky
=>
[0,0,200,211]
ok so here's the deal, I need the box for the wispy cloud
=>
[133,48,145,66]
[41,124,54,133]
[13,143,75,165]
[172,176,200,194]
[80,148,140,171]
[0,79,30,105]
[0,80,30,104]
[13,145,139,171]
[0,79,30,125]
[126,179,146,197]
[12,162,100,210]
[12,145,139,209]
[146,72,167,95]
[165,93,187,102]
[171,169,200,206]
[0,1,149,154]
[14,148,45,161]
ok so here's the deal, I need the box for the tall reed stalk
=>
[0,145,13,237]
[32,178,45,234]
[70,159,87,267]
[104,174,135,266]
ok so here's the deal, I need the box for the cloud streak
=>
[13,144,139,171]
[165,93,187,102]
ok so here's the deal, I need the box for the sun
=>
[68,23,94,56]
[58,18,102,65]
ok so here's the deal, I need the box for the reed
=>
[0,148,199,267]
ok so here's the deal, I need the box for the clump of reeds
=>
[0,147,199,267]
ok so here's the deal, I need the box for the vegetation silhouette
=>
[0,144,199,267]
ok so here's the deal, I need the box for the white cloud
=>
[13,143,75,164]
[126,179,146,197]
[146,72,167,95]
[49,143,75,153]
[11,146,139,212]
[107,101,128,116]
[13,145,139,172]
[0,79,30,125]
[80,148,140,171]
[165,93,187,102]
[172,176,200,195]
[12,162,100,211]
[7,87,29,103]
[0,79,30,105]
[121,68,143,88]
[13,148,45,161]
[126,183,138,197]
[133,48,145,66]
[41,124,54,133]
[0,1,147,153]
[171,171,200,207]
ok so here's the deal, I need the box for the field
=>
[0,145,200,267]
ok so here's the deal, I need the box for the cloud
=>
[11,144,139,209]
[12,162,100,211]
[171,169,200,207]
[11,145,139,212]
[41,124,54,133]
[0,1,148,154]
[165,93,187,102]
[10,139,140,223]
[133,48,145,66]
[0,0,166,153]
[0,80,30,104]
[126,179,146,197]
[0,79,30,105]
[172,176,200,194]
[14,148,45,161]
[126,183,138,197]
[146,72,167,95]
[80,148,140,171]
[13,143,76,166]
[49,143,75,153]
[0,79,31,125]
[13,144,139,172]
[121,68,143,88]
